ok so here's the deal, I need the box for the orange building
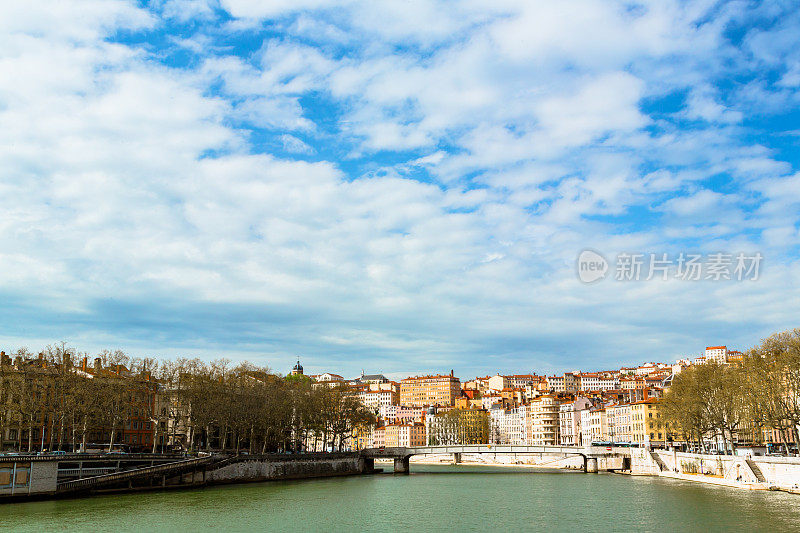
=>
[400,372,461,407]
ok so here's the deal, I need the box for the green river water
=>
[2,465,798,532]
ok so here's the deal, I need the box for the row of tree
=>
[0,345,376,454]
[428,408,489,445]
[662,328,800,454]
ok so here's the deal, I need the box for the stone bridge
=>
[360,444,631,473]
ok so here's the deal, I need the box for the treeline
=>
[0,344,376,454]
[428,408,489,445]
[663,328,800,454]
[172,359,376,453]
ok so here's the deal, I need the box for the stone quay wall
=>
[201,453,367,485]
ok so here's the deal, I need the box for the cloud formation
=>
[1,1,799,377]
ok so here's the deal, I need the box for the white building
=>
[606,403,632,444]
[705,346,728,364]
[581,406,608,445]
[526,395,561,446]
[310,373,345,389]
[355,389,397,410]
[546,375,564,392]
[487,374,510,392]
[489,406,524,444]
[378,404,398,424]
[577,373,617,391]
[558,397,592,446]
[481,393,503,410]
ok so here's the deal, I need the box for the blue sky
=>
[1,0,799,378]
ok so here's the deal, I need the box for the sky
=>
[1,0,799,379]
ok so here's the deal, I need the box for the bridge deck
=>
[362,445,630,458]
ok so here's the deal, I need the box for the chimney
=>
[81,356,88,371]
[94,357,102,372]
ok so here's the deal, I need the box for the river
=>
[3,465,798,532]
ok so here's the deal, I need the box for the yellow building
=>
[400,373,461,407]
[631,398,664,445]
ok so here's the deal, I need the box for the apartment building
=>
[558,397,592,446]
[384,422,426,447]
[631,399,664,446]
[489,405,524,444]
[581,406,608,445]
[354,389,398,410]
[400,373,461,407]
[526,395,561,446]
[606,403,632,444]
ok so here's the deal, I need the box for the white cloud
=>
[280,134,315,154]
[1,0,799,376]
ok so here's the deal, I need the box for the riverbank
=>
[396,451,800,494]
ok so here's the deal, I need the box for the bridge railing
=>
[361,444,632,457]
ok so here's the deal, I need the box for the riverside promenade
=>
[0,452,373,501]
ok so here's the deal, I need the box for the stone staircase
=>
[649,450,667,472]
[744,459,767,483]
[56,455,221,494]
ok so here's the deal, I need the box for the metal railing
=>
[0,452,186,462]
[58,467,117,477]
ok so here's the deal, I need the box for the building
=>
[395,405,426,424]
[455,395,483,410]
[487,374,510,392]
[563,373,578,392]
[630,399,664,447]
[290,360,304,376]
[525,395,561,446]
[378,404,398,424]
[489,405,524,444]
[606,403,632,444]
[704,346,727,364]
[507,374,538,389]
[373,426,385,448]
[726,350,744,364]
[351,371,389,385]
[400,373,461,407]
[354,389,398,410]
[384,422,426,447]
[546,375,564,392]
[310,373,344,388]
[558,397,592,446]
[581,405,608,445]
